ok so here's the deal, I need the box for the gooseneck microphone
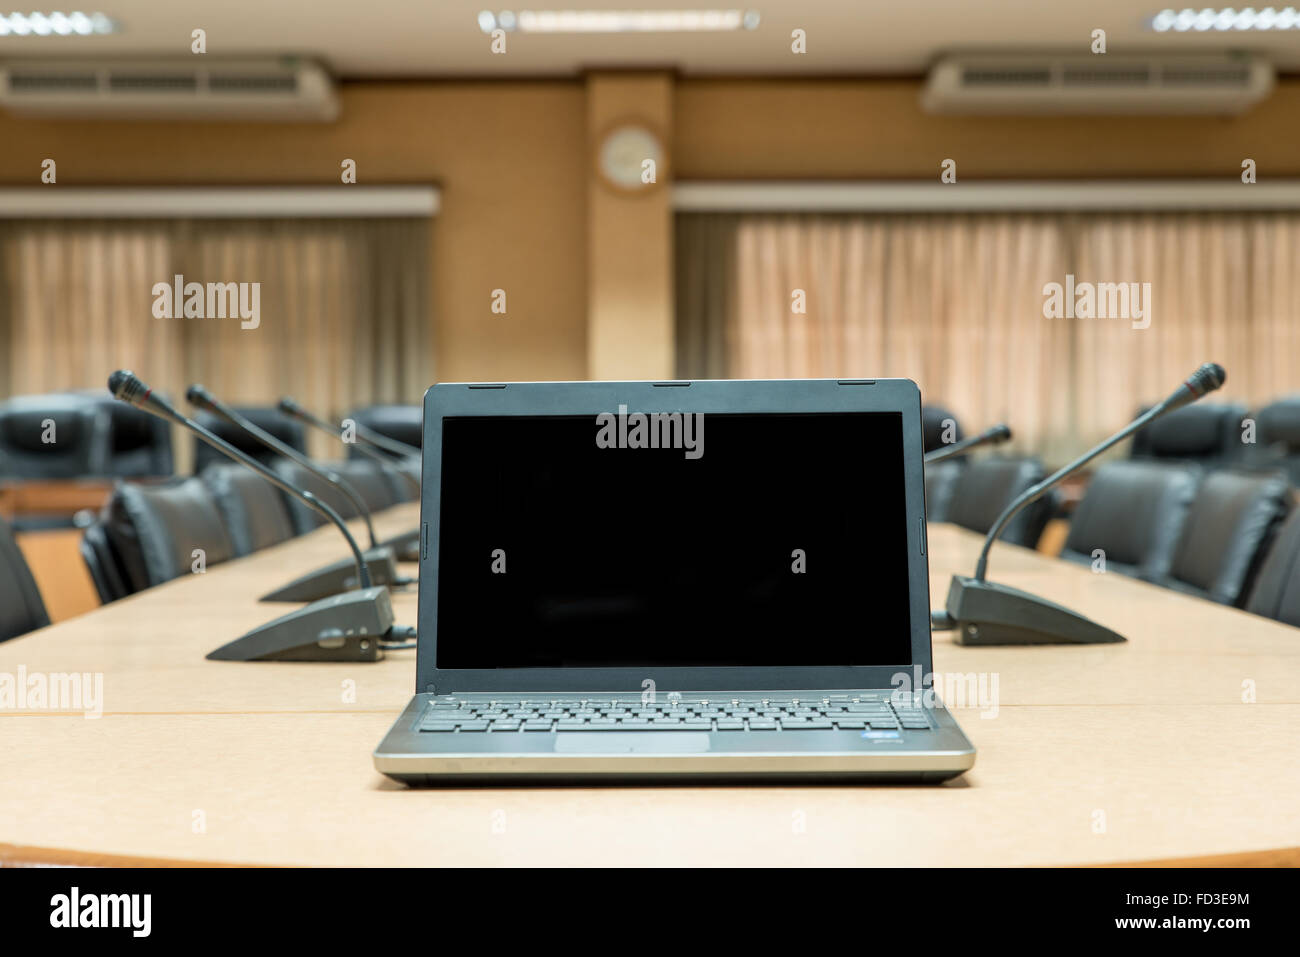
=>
[974,363,1224,582]
[924,424,1012,465]
[305,412,422,498]
[935,362,1226,646]
[278,397,423,561]
[279,396,420,459]
[108,371,399,662]
[186,385,381,549]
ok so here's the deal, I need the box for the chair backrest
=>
[1061,460,1200,580]
[1129,402,1246,467]
[97,396,174,476]
[0,515,51,642]
[99,478,237,591]
[0,394,110,479]
[270,460,366,535]
[1162,470,1291,606]
[921,404,963,454]
[1247,396,1300,484]
[192,407,308,475]
[335,459,398,511]
[946,456,1052,548]
[924,460,965,523]
[79,522,131,605]
[1245,509,1300,627]
[345,404,422,459]
[378,457,421,502]
[199,463,296,557]
[55,389,174,477]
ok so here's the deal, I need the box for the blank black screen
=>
[435,412,913,668]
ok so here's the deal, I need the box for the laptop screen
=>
[435,411,913,669]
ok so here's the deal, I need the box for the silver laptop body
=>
[374,378,976,784]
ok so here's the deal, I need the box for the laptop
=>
[374,378,976,784]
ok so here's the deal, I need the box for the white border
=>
[0,186,439,218]
[672,180,1300,212]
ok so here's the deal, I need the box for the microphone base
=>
[207,586,395,661]
[259,546,400,602]
[946,576,1126,646]
[378,527,421,563]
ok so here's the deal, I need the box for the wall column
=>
[586,72,674,380]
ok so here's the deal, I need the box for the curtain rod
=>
[672,180,1300,212]
[0,186,439,218]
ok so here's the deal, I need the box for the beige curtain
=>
[677,211,1300,461]
[0,217,431,466]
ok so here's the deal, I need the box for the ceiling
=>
[2,1,1300,77]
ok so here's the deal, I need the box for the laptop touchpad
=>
[554,732,711,753]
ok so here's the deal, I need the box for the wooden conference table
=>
[1,502,1297,867]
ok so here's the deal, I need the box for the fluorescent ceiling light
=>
[477,9,760,33]
[1150,7,1300,31]
[0,11,118,36]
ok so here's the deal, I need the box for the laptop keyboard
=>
[416,694,933,733]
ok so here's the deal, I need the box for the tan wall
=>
[675,77,1300,178]
[5,75,1300,385]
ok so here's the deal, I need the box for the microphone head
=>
[990,424,1012,442]
[185,384,214,409]
[108,369,148,406]
[1188,362,1226,397]
[278,397,304,417]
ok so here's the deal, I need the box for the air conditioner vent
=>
[7,73,97,91]
[924,54,1274,115]
[1061,66,1152,86]
[208,74,299,93]
[1161,66,1253,86]
[961,68,1052,87]
[108,74,199,92]
[0,58,338,121]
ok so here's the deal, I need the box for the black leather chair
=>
[0,394,110,479]
[1158,470,1291,606]
[924,460,965,523]
[88,478,237,596]
[1247,396,1300,485]
[945,457,1053,548]
[1060,461,1200,580]
[379,457,421,502]
[0,515,51,642]
[199,464,297,557]
[345,404,422,458]
[921,404,963,454]
[271,460,370,536]
[1129,402,1246,469]
[95,396,174,476]
[1245,509,1300,627]
[334,459,398,512]
[80,522,131,605]
[192,407,308,475]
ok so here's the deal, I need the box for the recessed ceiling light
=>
[0,11,119,36]
[1149,7,1300,31]
[477,9,760,33]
